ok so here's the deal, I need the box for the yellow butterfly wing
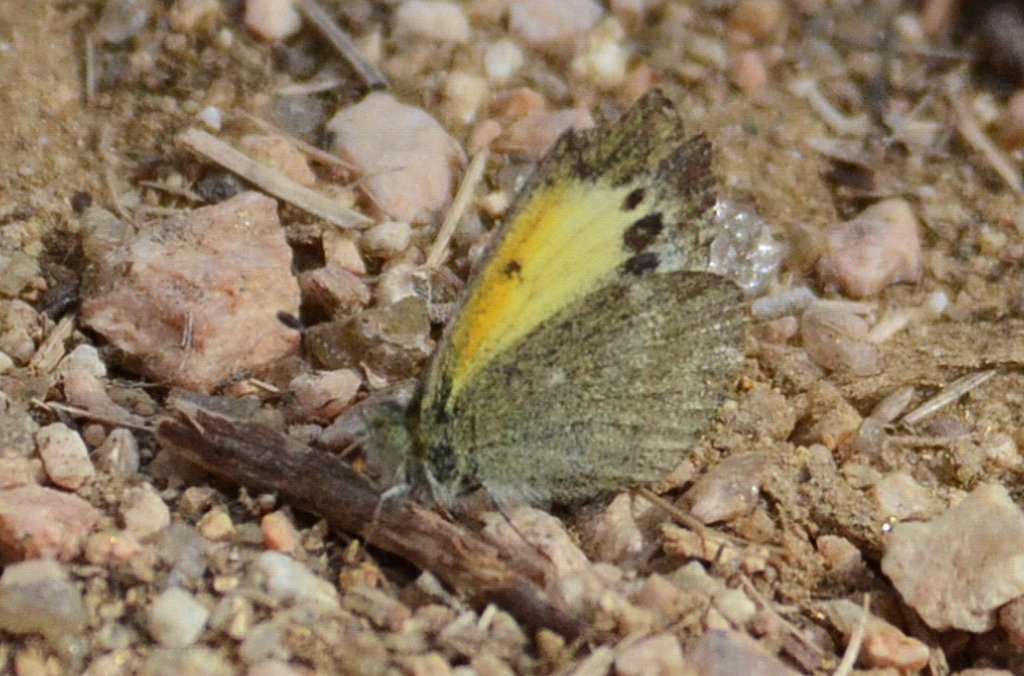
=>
[416,91,743,504]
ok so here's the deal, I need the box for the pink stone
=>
[80,192,301,392]
[500,108,595,161]
[0,485,101,561]
[327,93,465,223]
[817,198,922,299]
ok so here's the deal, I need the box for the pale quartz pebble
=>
[443,71,489,125]
[96,0,152,44]
[244,0,301,41]
[508,0,603,52]
[93,428,140,477]
[80,192,301,392]
[0,299,41,364]
[0,485,100,561]
[289,369,362,420]
[58,343,106,378]
[688,629,799,676]
[328,93,466,223]
[169,0,222,33]
[501,108,595,160]
[148,587,209,647]
[239,134,316,187]
[492,86,546,119]
[882,483,1024,632]
[84,530,153,569]
[299,267,371,317]
[392,0,470,43]
[728,0,785,42]
[0,351,13,374]
[255,551,340,612]
[684,452,770,525]
[362,220,412,258]
[261,511,300,553]
[571,18,629,90]
[817,198,922,299]
[824,599,930,672]
[871,472,938,520]
[582,493,644,564]
[800,301,880,376]
[121,484,171,539]
[0,559,87,651]
[196,105,222,131]
[35,423,95,490]
[714,587,757,626]
[816,534,863,574]
[484,38,524,84]
[483,507,589,583]
[614,633,687,676]
[322,230,366,275]
[731,49,768,97]
[197,509,235,541]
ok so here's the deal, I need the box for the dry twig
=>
[296,0,388,90]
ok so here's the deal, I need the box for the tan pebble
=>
[792,380,862,451]
[609,0,646,29]
[239,135,316,187]
[299,267,371,317]
[468,119,503,154]
[443,71,489,125]
[729,0,785,42]
[998,90,1024,150]
[289,369,362,420]
[921,0,956,36]
[81,423,108,447]
[169,0,222,33]
[614,633,687,676]
[0,455,45,489]
[571,18,629,90]
[244,0,300,41]
[817,197,922,299]
[393,0,470,43]
[322,230,366,275]
[982,432,1021,469]
[581,493,643,564]
[262,510,300,552]
[684,452,769,525]
[374,262,422,305]
[871,472,938,521]
[800,302,880,376]
[84,530,153,568]
[36,423,95,490]
[93,428,140,477]
[731,49,769,98]
[816,534,862,574]
[0,299,41,364]
[508,0,604,53]
[492,87,547,120]
[500,108,595,160]
[622,62,655,103]
[755,315,798,343]
[484,39,524,85]
[121,485,171,539]
[197,509,235,540]
[824,599,930,672]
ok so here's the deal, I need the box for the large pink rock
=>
[0,485,101,562]
[80,192,301,391]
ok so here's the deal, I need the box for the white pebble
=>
[196,106,223,131]
[148,587,209,647]
[121,484,171,539]
[244,0,301,42]
[443,71,489,125]
[36,423,95,490]
[571,18,629,90]
[255,551,340,612]
[361,221,412,258]
[508,0,603,52]
[750,287,816,319]
[393,0,470,43]
[484,39,524,84]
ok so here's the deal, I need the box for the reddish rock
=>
[0,485,101,561]
[80,191,301,392]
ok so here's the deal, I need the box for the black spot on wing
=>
[622,188,645,211]
[623,212,664,253]
[623,252,659,276]
[503,260,523,278]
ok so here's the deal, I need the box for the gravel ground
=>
[3,1,1024,674]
